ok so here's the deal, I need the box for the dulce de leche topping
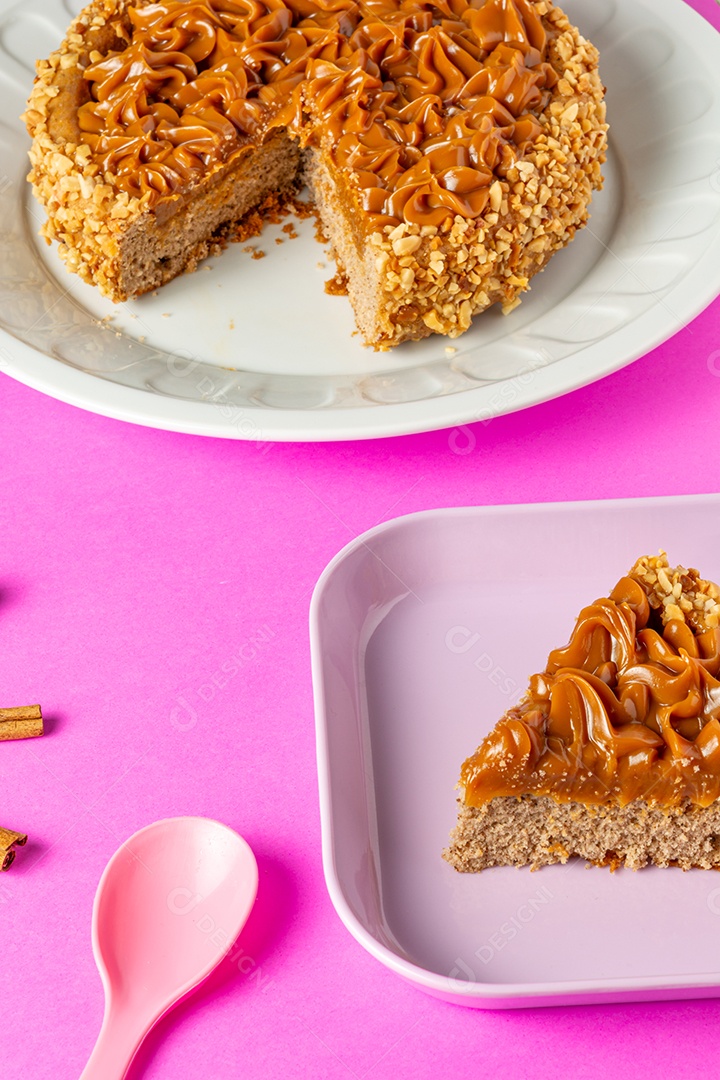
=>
[77,0,559,226]
[461,554,720,810]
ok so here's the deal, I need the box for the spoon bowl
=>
[81,817,258,1079]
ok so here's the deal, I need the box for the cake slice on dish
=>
[444,554,720,872]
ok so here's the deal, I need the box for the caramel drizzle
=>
[461,577,720,809]
[78,0,558,225]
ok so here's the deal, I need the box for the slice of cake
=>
[24,0,607,349]
[444,554,720,872]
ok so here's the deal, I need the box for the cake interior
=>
[448,796,720,872]
[119,131,302,300]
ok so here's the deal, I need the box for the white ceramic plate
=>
[0,0,719,440]
[310,495,720,1007]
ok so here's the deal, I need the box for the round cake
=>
[24,0,607,349]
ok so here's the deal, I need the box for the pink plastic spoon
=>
[80,817,258,1079]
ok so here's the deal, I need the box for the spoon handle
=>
[80,1002,148,1080]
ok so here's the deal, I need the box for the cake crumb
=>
[445,346,457,356]
[288,196,314,220]
[316,262,325,269]
[314,216,328,244]
[275,237,284,245]
[251,249,266,260]
[229,318,235,330]
[161,312,170,318]
[282,223,298,239]
[325,270,348,296]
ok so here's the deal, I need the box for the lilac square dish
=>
[310,495,720,1008]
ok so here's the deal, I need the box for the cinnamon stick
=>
[0,827,27,871]
[0,705,43,741]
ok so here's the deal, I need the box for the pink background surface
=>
[2,1,720,1074]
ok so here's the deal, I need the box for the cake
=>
[444,553,720,872]
[24,0,607,349]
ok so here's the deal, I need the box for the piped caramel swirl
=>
[461,558,720,809]
[77,0,558,225]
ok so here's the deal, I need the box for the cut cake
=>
[24,0,607,348]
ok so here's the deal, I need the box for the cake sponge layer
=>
[444,795,720,871]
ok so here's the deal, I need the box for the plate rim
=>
[0,0,719,440]
[310,492,720,1007]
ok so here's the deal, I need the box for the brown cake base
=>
[116,132,302,300]
[444,795,720,871]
